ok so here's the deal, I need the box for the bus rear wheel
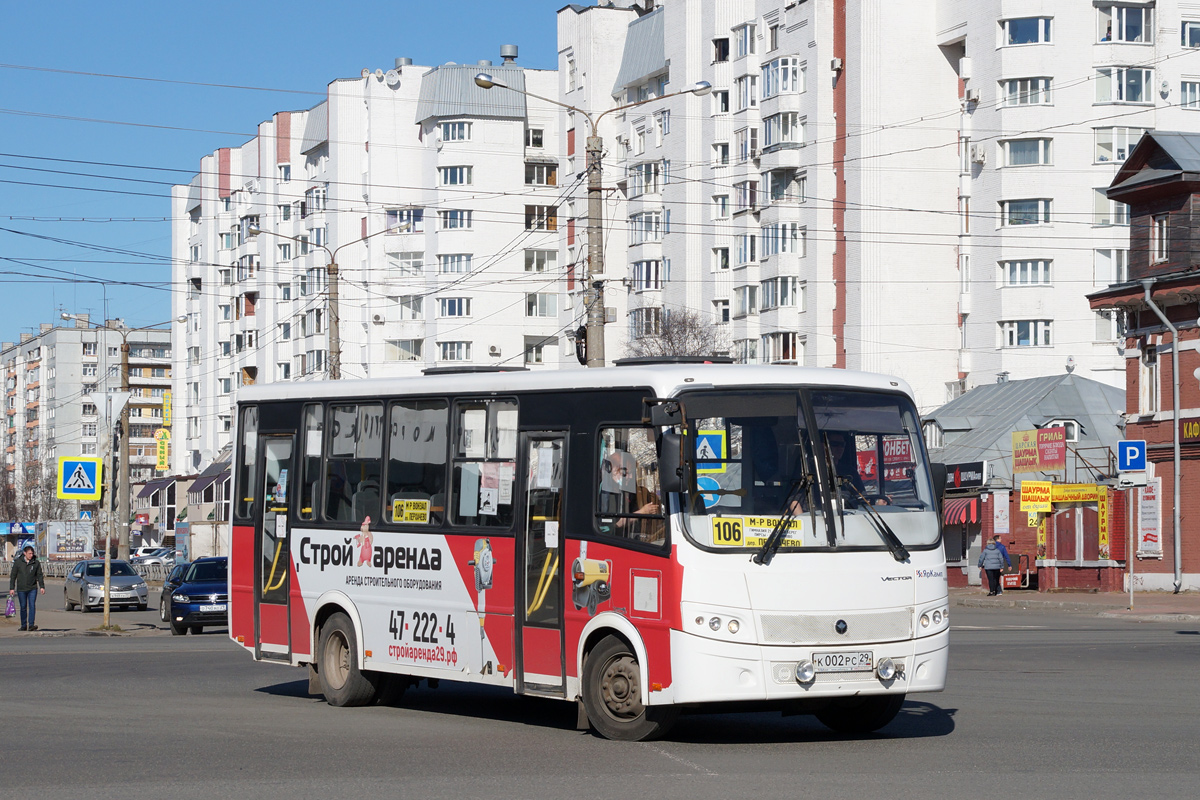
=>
[582,635,678,741]
[815,694,905,734]
[318,612,378,707]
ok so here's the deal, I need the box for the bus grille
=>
[759,609,913,645]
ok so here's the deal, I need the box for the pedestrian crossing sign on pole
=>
[58,457,103,501]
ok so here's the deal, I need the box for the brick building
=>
[1089,131,1200,593]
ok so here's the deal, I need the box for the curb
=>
[952,595,1124,613]
[1097,611,1200,622]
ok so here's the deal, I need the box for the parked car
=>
[168,557,228,635]
[64,560,150,612]
[131,546,161,559]
[132,547,175,568]
[159,562,189,622]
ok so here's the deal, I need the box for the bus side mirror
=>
[657,431,684,494]
[929,462,948,501]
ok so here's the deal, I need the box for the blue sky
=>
[0,0,561,339]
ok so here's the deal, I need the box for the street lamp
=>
[249,222,409,380]
[474,72,711,367]
[61,312,182,627]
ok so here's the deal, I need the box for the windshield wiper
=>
[837,478,910,563]
[752,474,813,566]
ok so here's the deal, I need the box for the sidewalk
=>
[951,586,1200,622]
[1,579,167,638]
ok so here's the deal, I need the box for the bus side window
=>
[387,400,448,526]
[595,426,666,547]
[450,399,518,528]
[323,403,384,523]
[298,404,322,521]
[235,406,259,521]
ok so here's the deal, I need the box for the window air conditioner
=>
[488,345,501,356]
[371,313,385,325]
[970,145,986,165]
[965,88,981,104]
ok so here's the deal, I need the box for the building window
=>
[1000,199,1051,226]
[278,203,291,222]
[386,339,423,362]
[525,293,558,317]
[628,211,663,245]
[1003,138,1052,166]
[525,163,558,186]
[760,223,805,257]
[764,169,803,203]
[386,207,424,232]
[1002,77,1052,106]
[524,249,557,272]
[219,377,232,394]
[769,24,782,51]
[761,331,801,363]
[734,180,758,211]
[438,253,473,274]
[734,23,756,57]
[438,298,471,318]
[525,128,544,148]
[1183,81,1200,110]
[1184,21,1200,48]
[712,90,729,114]
[713,37,730,62]
[1095,127,1147,163]
[1095,310,1120,342]
[632,260,662,291]
[1003,17,1052,45]
[764,112,803,147]
[712,195,729,219]
[734,75,758,110]
[1099,6,1152,43]
[1140,345,1159,414]
[627,161,662,197]
[737,234,757,265]
[760,277,800,309]
[713,142,730,165]
[1096,67,1152,103]
[302,186,327,215]
[1001,320,1053,347]
[1152,214,1169,262]
[1094,190,1130,226]
[567,58,577,91]
[734,338,758,364]
[1002,260,1052,286]
[524,205,557,231]
[438,341,470,362]
[440,210,473,230]
[440,121,471,141]
[439,166,473,186]
[277,243,291,261]
[220,232,235,250]
[713,247,730,271]
[1094,248,1129,285]
[278,164,291,182]
[629,307,662,339]
[397,296,423,320]
[761,57,803,99]
[388,251,424,276]
[713,299,730,324]
[734,285,758,316]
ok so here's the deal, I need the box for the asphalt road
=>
[3,607,1198,799]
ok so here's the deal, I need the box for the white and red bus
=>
[230,363,948,740]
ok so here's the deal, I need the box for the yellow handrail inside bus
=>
[265,541,287,592]
[526,551,559,615]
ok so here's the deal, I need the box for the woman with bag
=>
[8,545,46,631]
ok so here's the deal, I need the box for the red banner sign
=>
[1012,427,1067,473]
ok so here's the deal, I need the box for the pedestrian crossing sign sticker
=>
[58,457,102,501]
[695,430,727,474]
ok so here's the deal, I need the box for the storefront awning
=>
[943,497,979,525]
[188,470,228,498]
[136,477,173,499]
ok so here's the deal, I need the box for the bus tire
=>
[317,612,378,707]
[581,635,678,741]
[815,694,905,734]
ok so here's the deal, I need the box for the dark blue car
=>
[168,557,228,636]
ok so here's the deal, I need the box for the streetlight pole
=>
[474,73,711,367]
[250,224,407,379]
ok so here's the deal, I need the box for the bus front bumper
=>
[666,627,948,705]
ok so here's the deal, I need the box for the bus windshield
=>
[683,388,938,552]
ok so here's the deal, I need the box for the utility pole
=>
[327,258,341,380]
[117,334,131,562]
[585,133,606,368]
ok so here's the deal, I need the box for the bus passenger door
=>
[516,433,566,696]
[255,435,294,660]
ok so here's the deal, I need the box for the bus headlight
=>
[920,613,930,628]
[795,659,816,684]
[876,657,897,681]
[727,619,740,634]
[708,617,722,631]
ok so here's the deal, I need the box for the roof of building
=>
[300,102,327,155]
[1110,131,1200,194]
[612,6,667,92]
[926,374,1124,482]
[414,65,527,124]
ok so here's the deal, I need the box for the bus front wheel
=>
[581,635,678,741]
[317,612,378,707]
[815,694,905,734]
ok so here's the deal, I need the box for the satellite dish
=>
[385,70,401,88]
[374,68,384,79]
[361,68,371,79]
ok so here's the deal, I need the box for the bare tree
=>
[624,308,729,359]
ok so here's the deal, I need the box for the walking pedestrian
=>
[978,536,1011,597]
[8,545,46,631]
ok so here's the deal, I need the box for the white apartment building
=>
[559,0,1200,409]
[2,318,171,516]
[171,50,564,473]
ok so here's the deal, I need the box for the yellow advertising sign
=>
[1020,480,1053,512]
[155,428,170,471]
[392,498,430,524]
[1098,488,1110,560]
[1036,517,1047,559]
[711,516,802,548]
[163,390,172,427]
[1051,483,1102,503]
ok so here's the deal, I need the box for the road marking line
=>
[647,746,716,775]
